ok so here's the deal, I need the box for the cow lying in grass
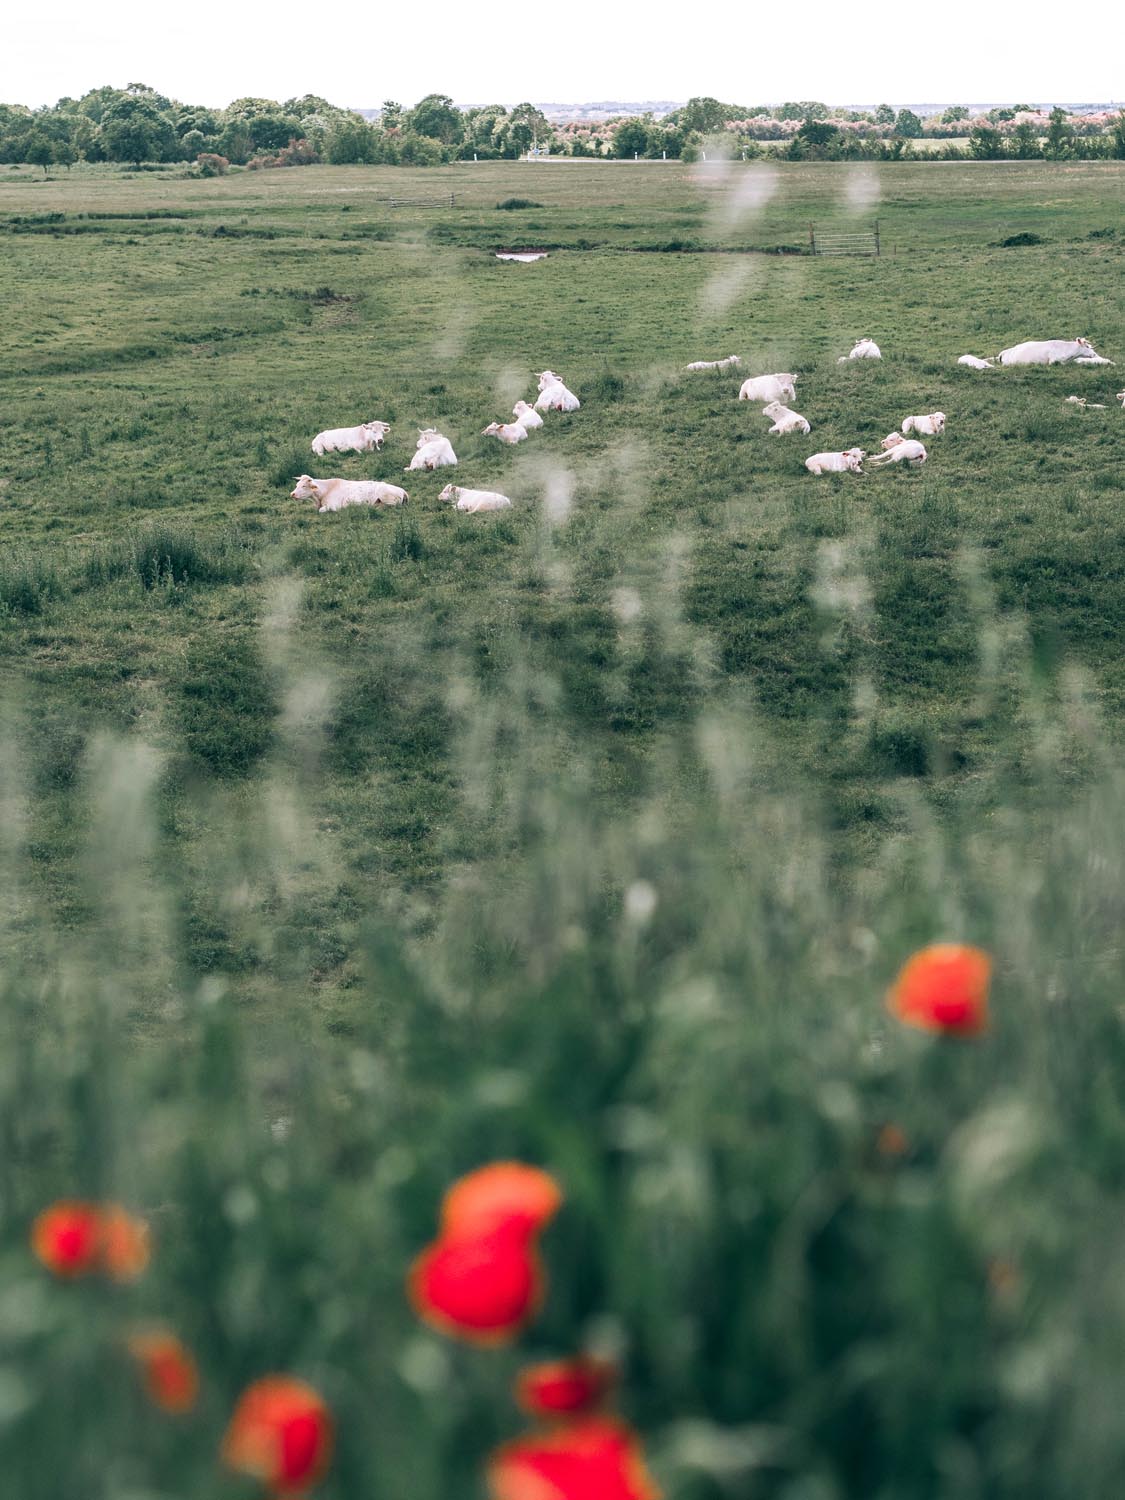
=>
[291,475,408,511]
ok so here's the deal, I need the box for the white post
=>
[474,153,478,162]
[634,151,639,161]
[662,150,666,160]
[702,151,707,161]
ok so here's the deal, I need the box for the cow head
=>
[881,432,904,450]
[482,423,502,436]
[438,484,458,502]
[761,400,784,417]
[290,475,321,502]
[932,413,946,432]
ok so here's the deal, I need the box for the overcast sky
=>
[5,0,1122,111]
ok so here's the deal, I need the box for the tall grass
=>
[2,602,1125,1498]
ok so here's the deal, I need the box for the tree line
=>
[1,85,1122,172]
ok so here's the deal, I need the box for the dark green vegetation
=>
[1,161,1124,1498]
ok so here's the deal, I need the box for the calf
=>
[311,420,390,456]
[761,399,810,436]
[512,400,544,429]
[902,412,946,436]
[290,475,408,511]
[805,448,864,475]
[686,355,742,371]
[534,380,581,413]
[838,338,881,362]
[406,430,457,470]
[482,421,529,445]
[439,483,512,513]
[958,355,996,369]
[738,372,797,404]
[869,439,926,466]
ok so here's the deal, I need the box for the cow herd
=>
[289,369,582,514]
[289,335,1116,517]
[704,334,1116,478]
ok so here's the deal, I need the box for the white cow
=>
[290,475,409,511]
[512,400,544,429]
[998,338,1113,366]
[311,420,390,456]
[482,421,529,445]
[1117,391,1125,407]
[686,355,742,371]
[738,373,797,404]
[534,381,581,413]
[838,338,881,362]
[761,400,811,436]
[805,448,865,475]
[869,438,927,466]
[406,430,457,470]
[439,483,512,513]
[902,412,946,436]
[1064,395,1106,409]
[958,355,996,369]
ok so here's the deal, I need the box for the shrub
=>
[496,198,543,210]
[0,552,64,615]
[196,152,229,177]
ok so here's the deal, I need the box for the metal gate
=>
[809,221,880,256]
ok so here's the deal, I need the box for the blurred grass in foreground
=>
[2,582,1125,1500]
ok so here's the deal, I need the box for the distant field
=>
[1,159,1124,1499]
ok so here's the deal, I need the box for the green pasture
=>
[0,160,1124,1498]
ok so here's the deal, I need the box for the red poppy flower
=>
[515,1356,618,1418]
[886,944,992,1036]
[409,1223,545,1345]
[127,1328,199,1414]
[101,1205,151,1282]
[441,1163,563,1240]
[30,1202,102,1278]
[875,1123,909,1159]
[223,1377,333,1495]
[488,1417,660,1500]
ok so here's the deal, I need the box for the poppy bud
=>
[127,1329,199,1414]
[515,1355,617,1417]
[30,1202,102,1278]
[222,1376,333,1494]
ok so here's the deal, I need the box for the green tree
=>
[25,132,54,174]
[968,126,1006,159]
[1112,111,1125,159]
[1045,106,1072,157]
[54,139,76,170]
[325,116,378,164]
[1009,122,1041,159]
[408,94,462,144]
[797,119,839,148]
[894,109,923,138]
[874,103,895,125]
[508,102,549,154]
[380,100,404,129]
[942,105,969,123]
[778,100,828,121]
[101,98,176,164]
[680,96,727,133]
[217,121,254,164]
[247,114,301,152]
[613,119,650,158]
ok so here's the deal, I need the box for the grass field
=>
[1,159,1124,1499]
